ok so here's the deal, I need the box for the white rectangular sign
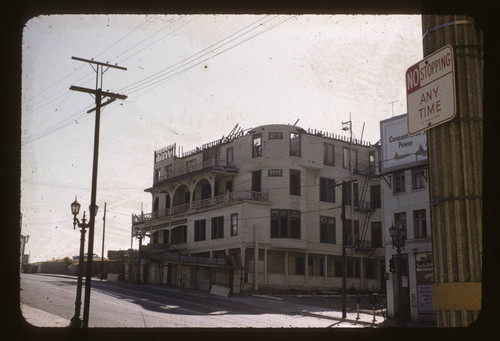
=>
[406,45,456,135]
[380,114,427,173]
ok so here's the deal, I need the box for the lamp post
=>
[389,222,407,326]
[69,196,98,328]
[133,225,146,284]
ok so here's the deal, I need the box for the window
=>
[334,260,343,277]
[270,209,301,239]
[414,209,427,238]
[347,259,360,278]
[320,177,336,203]
[194,219,206,242]
[165,164,173,179]
[343,147,357,170]
[335,258,361,278]
[201,182,211,200]
[186,159,196,173]
[319,258,325,277]
[308,258,314,276]
[412,168,426,189]
[393,171,406,193]
[342,182,358,206]
[353,183,359,207]
[203,147,219,167]
[345,219,359,246]
[295,256,305,275]
[226,147,233,166]
[251,170,262,192]
[171,226,187,244]
[320,216,336,244]
[289,169,301,196]
[231,213,238,236]
[323,143,335,166]
[365,259,376,279]
[211,216,224,239]
[343,147,350,169]
[152,231,159,244]
[155,168,161,182]
[252,133,262,158]
[369,151,376,174]
[268,169,283,177]
[394,212,407,231]
[289,132,301,157]
[268,132,283,139]
[370,185,381,209]
[371,222,383,248]
[163,230,169,244]
[225,180,233,193]
[153,197,159,213]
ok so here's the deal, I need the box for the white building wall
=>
[137,124,386,292]
[382,167,433,321]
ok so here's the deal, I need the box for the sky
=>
[20,14,423,263]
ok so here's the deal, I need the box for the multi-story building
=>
[131,124,385,293]
[380,114,434,323]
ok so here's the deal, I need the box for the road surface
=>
[20,273,384,328]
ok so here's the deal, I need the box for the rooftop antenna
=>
[227,123,239,137]
[293,119,300,126]
[389,100,400,117]
[360,122,365,142]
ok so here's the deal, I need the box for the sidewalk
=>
[20,303,70,328]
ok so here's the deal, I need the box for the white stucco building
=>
[131,124,386,293]
[380,114,434,322]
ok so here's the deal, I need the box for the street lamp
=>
[132,225,146,284]
[69,196,98,328]
[389,222,407,326]
[389,223,406,252]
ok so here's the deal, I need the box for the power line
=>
[119,15,273,94]
[121,15,289,95]
[23,16,177,122]
[22,15,293,146]
[110,15,193,65]
[21,104,94,146]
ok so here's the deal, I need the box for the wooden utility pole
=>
[101,202,106,281]
[70,57,127,328]
[421,16,483,327]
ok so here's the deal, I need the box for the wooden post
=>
[422,15,483,327]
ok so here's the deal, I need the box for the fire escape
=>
[353,161,376,252]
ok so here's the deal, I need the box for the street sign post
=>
[406,44,456,135]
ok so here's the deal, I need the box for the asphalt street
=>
[20,273,386,328]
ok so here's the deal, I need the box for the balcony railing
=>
[353,161,377,176]
[132,190,269,225]
[354,200,374,212]
[154,159,237,185]
[353,239,375,252]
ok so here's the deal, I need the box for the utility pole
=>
[421,16,483,327]
[341,116,356,319]
[341,193,347,318]
[339,178,356,319]
[101,202,106,280]
[70,57,126,328]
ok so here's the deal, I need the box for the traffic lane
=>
[20,274,78,320]
[82,280,336,327]
[89,280,310,317]
[19,274,373,328]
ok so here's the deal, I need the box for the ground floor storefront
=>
[126,246,385,294]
